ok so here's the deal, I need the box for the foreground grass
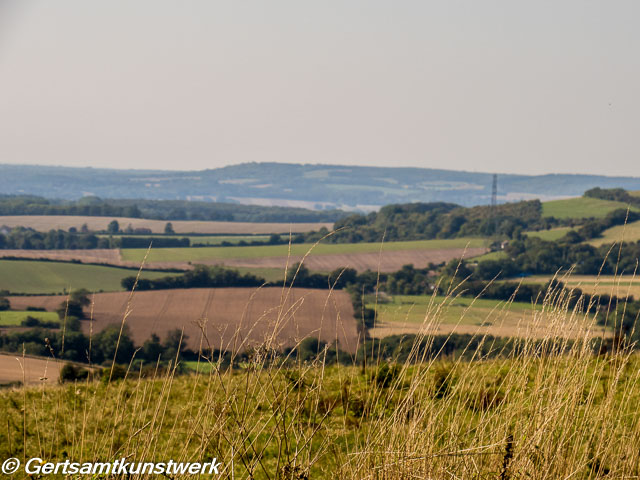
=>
[0,260,179,294]
[121,238,486,263]
[2,348,639,479]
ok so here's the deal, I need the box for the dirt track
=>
[0,215,331,234]
[9,287,360,354]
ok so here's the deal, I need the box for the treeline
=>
[472,236,640,280]
[0,326,609,378]
[584,187,640,207]
[0,323,190,366]
[300,200,562,243]
[0,227,111,249]
[120,263,430,294]
[122,265,265,291]
[566,208,640,242]
[0,227,191,249]
[0,194,346,223]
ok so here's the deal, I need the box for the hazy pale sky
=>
[0,1,638,176]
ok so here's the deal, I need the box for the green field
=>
[0,310,59,327]
[0,260,179,294]
[368,294,539,327]
[542,197,639,219]
[121,238,486,263]
[471,250,508,262]
[588,219,640,247]
[525,227,574,241]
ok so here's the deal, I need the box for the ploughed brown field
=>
[0,354,63,385]
[8,287,359,354]
[0,215,332,234]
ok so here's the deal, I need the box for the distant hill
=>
[2,163,640,210]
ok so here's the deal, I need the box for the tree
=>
[0,296,10,311]
[164,222,175,234]
[162,329,187,361]
[107,220,119,234]
[56,289,91,320]
[141,333,164,362]
[93,324,135,365]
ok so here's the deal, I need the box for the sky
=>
[0,0,638,176]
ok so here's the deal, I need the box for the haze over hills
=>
[2,162,640,210]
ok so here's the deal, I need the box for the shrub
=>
[59,363,90,383]
[101,364,128,383]
[0,296,10,311]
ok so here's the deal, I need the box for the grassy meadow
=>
[524,226,575,241]
[362,293,589,340]
[121,237,487,263]
[0,310,59,326]
[369,294,540,326]
[0,260,179,294]
[588,219,640,247]
[541,197,639,219]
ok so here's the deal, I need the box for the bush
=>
[371,362,402,388]
[101,364,128,383]
[0,297,10,311]
[20,316,58,328]
[59,363,90,383]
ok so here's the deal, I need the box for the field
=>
[0,310,59,327]
[471,250,508,262]
[0,238,487,273]
[121,238,487,262]
[541,197,639,219]
[525,226,574,241]
[365,294,603,339]
[588,219,640,246]
[121,238,488,272]
[0,215,332,234]
[0,354,63,385]
[8,287,359,353]
[0,259,179,294]
[521,274,640,299]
